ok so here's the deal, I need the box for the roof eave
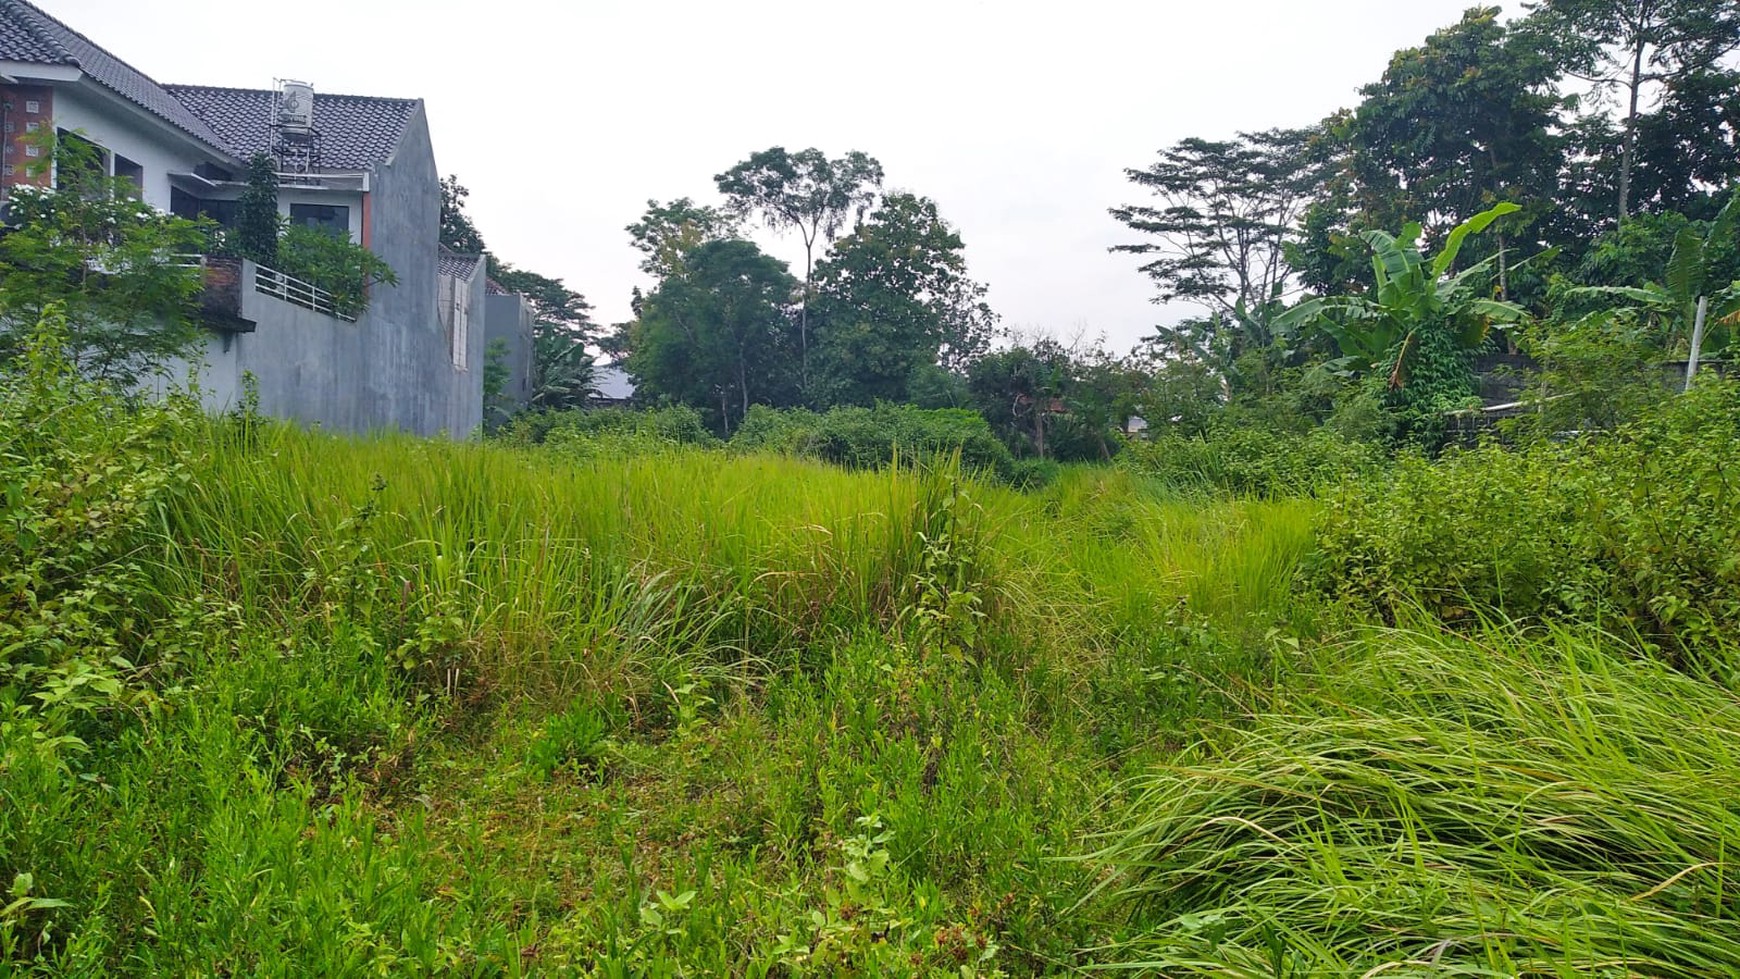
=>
[0,60,81,82]
[65,75,238,167]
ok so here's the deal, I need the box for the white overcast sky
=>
[51,0,1486,352]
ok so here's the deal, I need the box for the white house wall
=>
[277,188,366,241]
[50,84,207,210]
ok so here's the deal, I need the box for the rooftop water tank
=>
[277,80,315,134]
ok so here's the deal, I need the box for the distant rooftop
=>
[594,364,635,402]
[438,251,483,279]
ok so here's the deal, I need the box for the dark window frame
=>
[289,202,350,237]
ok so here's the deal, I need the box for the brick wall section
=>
[0,84,53,195]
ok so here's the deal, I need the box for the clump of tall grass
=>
[494,404,719,449]
[162,417,1029,712]
[1084,621,1740,975]
[731,402,1019,483]
[1119,426,1384,498]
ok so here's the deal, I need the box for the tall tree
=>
[966,339,1075,461]
[1627,65,1740,219]
[627,239,799,432]
[1525,0,1740,220]
[1347,8,1567,254]
[715,147,884,393]
[810,193,997,406]
[488,261,599,410]
[625,198,741,279]
[1111,128,1324,329]
[1294,8,1569,303]
[438,172,601,411]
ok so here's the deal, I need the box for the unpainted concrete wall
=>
[484,293,536,410]
[362,104,481,436]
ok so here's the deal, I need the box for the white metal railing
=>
[254,263,355,322]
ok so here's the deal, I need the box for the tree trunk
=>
[1496,229,1509,301]
[739,357,750,421]
[1619,36,1646,222]
[799,245,813,398]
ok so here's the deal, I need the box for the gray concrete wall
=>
[364,104,473,436]
[168,261,373,430]
[439,257,488,436]
[166,255,481,436]
[152,106,481,437]
[485,292,536,409]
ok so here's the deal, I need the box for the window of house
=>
[23,100,41,114]
[113,155,144,198]
[53,129,107,193]
[289,203,350,236]
[452,292,469,371]
[438,274,469,371]
[170,187,238,227]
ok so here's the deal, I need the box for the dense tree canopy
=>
[715,147,885,393]
[810,193,996,407]
[626,239,799,432]
[626,198,742,280]
[1526,0,1740,220]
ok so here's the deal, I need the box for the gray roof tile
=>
[0,0,230,151]
[165,85,419,172]
[439,251,482,279]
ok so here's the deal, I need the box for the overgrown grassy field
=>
[7,354,1740,975]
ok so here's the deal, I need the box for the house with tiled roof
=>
[1,0,507,436]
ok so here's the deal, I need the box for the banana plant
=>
[1276,203,1528,388]
[1571,188,1740,356]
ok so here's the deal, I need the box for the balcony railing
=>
[254,264,355,322]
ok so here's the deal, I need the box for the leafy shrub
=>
[730,403,1017,481]
[1007,457,1061,490]
[813,405,1013,477]
[1505,310,1675,437]
[496,405,719,451]
[275,224,398,317]
[0,314,194,754]
[214,153,396,316]
[728,404,823,456]
[1120,425,1384,498]
[1312,379,1740,652]
[0,160,209,387]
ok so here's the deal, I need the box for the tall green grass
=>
[28,351,1737,974]
[164,422,1314,703]
[1085,621,1740,975]
[5,376,1321,974]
